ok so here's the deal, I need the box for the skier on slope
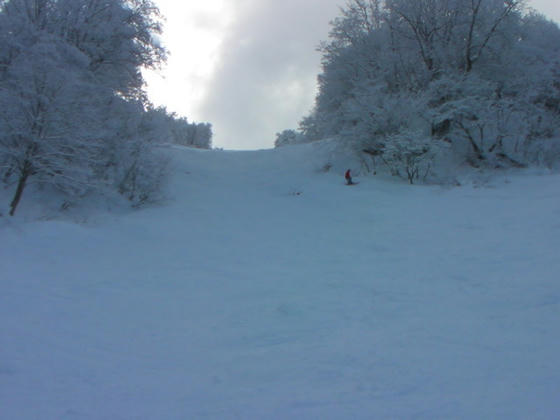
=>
[345,169,353,185]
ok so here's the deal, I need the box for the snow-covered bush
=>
[98,100,170,206]
[381,134,446,184]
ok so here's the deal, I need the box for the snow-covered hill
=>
[2,143,560,419]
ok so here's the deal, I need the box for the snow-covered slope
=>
[2,143,560,419]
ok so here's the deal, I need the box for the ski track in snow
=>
[1,144,560,419]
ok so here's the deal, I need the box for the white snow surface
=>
[2,143,560,419]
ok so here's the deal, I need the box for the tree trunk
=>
[457,121,484,161]
[9,170,30,216]
[3,165,14,183]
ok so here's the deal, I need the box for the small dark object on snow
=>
[345,169,354,185]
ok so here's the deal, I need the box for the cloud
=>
[197,0,341,149]
[144,0,234,120]
[530,0,560,23]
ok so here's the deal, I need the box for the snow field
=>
[1,143,560,419]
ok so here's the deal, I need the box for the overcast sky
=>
[145,0,560,150]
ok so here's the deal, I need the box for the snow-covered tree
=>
[274,129,306,148]
[50,0,166,100]
[0,36,105,215]
[185,122,213,149]
[292,0,560,181]
[0,0,178,215]
[137,107,213,149]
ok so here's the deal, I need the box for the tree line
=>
[0,0,211,216]
[277,0,560,183]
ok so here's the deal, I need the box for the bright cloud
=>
[144,0,234,120]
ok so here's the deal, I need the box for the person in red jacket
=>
[345,169,353,185]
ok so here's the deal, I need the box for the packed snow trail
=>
[2,143,560,419]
